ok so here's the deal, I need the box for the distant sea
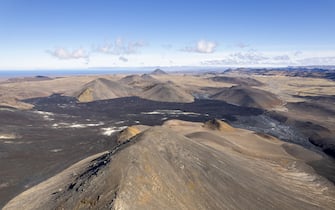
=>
[0,69,149,78]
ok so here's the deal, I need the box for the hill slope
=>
[210,76,263,86]
[4,121,335,210]
[211,85,282,109]
[73,78,135,102]
[140,82,194,103]
[119,74,159,88]
[150,69,167,75]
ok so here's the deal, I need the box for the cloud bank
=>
[47,48,89,60]
[45,39,335,68]
[46,38,147,65]
[201,50,295,66]
[297,56,335,65]
[96,38,146,55]
[201,50,335,66]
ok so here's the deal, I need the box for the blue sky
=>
[1,0,335,69]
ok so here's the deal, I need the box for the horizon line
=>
[1,64,335,71]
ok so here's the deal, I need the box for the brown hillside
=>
[140,82,194,103]
[210,76,264,86]
[211,85,282,109]
[73,78,136,102]
[119,74,159,88]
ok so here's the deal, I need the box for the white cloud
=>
[95,38,146,55]
[230,51,268,63]
[236,42,249,49]
[197,40,217,53]
[46,38,146,65]
[119,56,128,62]
[47,47,89,61]
[182,40,217,53]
